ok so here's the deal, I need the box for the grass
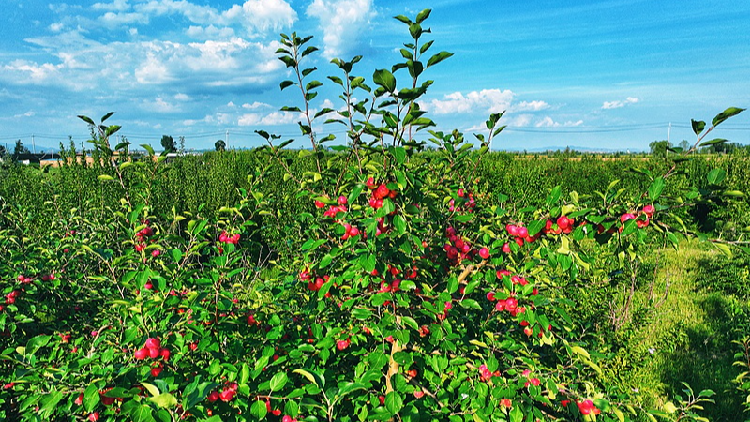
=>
[601,239,749,421]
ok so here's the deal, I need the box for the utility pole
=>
[225,129,229,149]
[32,134,36,154]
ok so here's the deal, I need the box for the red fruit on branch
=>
[336,339,351,351]
[577,399,601,415]
[134,348,148,360]
[145,338,160,350]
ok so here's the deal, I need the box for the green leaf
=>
[319,254,333,269]
[293,369,321,386]
[373,69,397,93]
[25,335,52,355]
[712,107,745,127]
[648,177,665,201]
[723,190,745,197]
[385,391,403,414]
[426,51,454,68]
[129,403,156,422]
[171,249,183,263]
[150,393,178,409]
[141,144,155,156]
[509,405,523,422]
[415,9,431,23]
[393,146,406,164]
[306,80,323,91]
[394,15,412,24]
[78,114,96,125]
[699,138,728,147]
[707,168,727,185]
[546,186,562,205]
[84,383,100,412]
[280,80,294,91]
[38,391,64,418]
[301,46,319,57]
[251,399,268,419]
[98,174,114,182]
[142,383,160,397]
[691,119,706,136]
[270,371,289,392]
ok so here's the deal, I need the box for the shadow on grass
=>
[659,293,748,421]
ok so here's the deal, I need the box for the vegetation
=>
[1,9,748,422]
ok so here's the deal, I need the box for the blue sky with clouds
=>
[1,0,749,152]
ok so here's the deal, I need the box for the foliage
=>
[161,136,176,153]
[0,9,746,422]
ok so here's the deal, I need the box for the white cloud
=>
[512,100,549,112]
[238,111,304,126]
[307,0,375,59]
[129,27,138,35]
[186,24,235,39]
[534,117,584,128]
[137,0,219,24]
[238,113,261,126]
[174,93,189,100]
[3,60,62,82]
[223,0,297,33]
[242,101,272,110]
[135,50,174,84]
[49,22,65,32]
[183,114,215,126]
[142,96,180,113]
[13,111,35,118]
[100,11,149,25]
[508,114,533,127]
[602,97,639,109]
[426,89,515,114]
[92,0,130,11]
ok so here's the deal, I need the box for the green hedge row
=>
[2,151,748,256]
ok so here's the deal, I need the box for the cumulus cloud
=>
[100,11,149,25]
[307,0,375,59]
[507,114,533,127]
[186,24,235,39]
[92,0,130,11]
[238,111,304,126]
[97,0,296,35]
[511,100,549,112]
[3,60,61,83]
[602,97,639,109]
[534,117,584,128]
[183,114,215,126]
[223,0,298,33]
[242,101,272,110]
[142,96,180,113]
[425,89,515,114]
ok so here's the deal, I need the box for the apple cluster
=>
[447,188,476,213]
[206,382,238,402]
[133,338,170,364]
[218,231,241,245]
[577,399,601,415]
[503,223,540,252]
[133,223,154,252]
[478,364,501,382]
[367,177,397,210]
[443,226,478,265]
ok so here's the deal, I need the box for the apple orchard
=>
[0,8,746,422]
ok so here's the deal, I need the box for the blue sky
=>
[1,0,749,152]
